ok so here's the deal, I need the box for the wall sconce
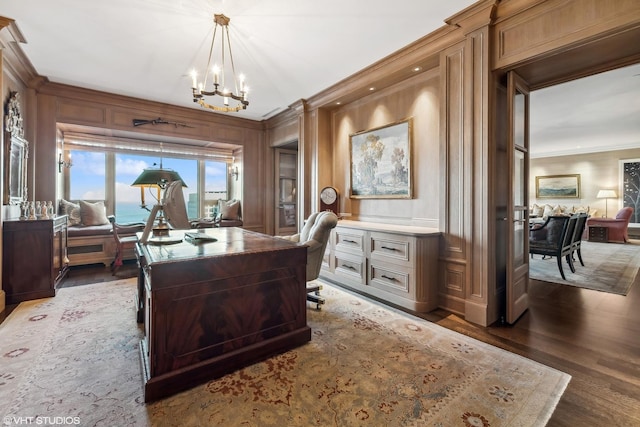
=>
[58,152,73,173]
[230,165,239,181]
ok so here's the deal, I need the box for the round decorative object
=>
[320,186,339,214]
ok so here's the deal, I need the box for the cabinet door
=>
[52,218,69,285]
[2,219,55,303]
[275,149,298,235]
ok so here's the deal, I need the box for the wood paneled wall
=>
[3,0,639,325]
[267,0,639,326]
[32,83,267,233]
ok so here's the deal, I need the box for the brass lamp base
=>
[152,214,170,237]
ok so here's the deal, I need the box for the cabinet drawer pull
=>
[341,264,357,271]
[380,245,398,251]
[343,239,358,244]
[381,274,397,282]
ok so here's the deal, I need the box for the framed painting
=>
[535,174,580,199]
[620,158,640,224]
[349,119,412,199]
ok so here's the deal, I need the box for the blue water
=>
[115,202,198,223]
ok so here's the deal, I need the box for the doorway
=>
[498,49,640,324]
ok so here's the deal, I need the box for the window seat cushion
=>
[67,224,112,237]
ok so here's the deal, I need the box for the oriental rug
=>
[529,240,640,295]
[0,279,570,426]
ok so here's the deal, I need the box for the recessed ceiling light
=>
[336,101,341,105]
[369,87,375,91]
[413,66,422,72]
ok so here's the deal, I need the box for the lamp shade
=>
[596,189,616,198]
[131,168,187,187]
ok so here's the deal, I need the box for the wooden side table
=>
[588,225,608,242]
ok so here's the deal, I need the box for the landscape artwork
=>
[536,174,580,198]
[350,119,412,199]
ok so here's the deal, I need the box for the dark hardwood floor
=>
[1,259,638,425]
[424,277,640,426]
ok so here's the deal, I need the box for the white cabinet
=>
[320,220,440,312]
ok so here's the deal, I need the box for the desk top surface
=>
[137,227,299,264]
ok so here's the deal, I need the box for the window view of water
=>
[68,149,230,223]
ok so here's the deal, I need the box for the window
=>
[64,137,233,223]
[115,153,199,222]
[69,150,106,200]
[204,160,229,217]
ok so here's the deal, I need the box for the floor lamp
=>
[596,189,617,218]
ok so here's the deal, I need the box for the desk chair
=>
[280,211,338,309]
[162,180,218,229]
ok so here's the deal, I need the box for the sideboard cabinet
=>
[320,220,440,312]
[2,216,69,303]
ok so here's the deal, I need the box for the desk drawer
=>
[370,232,411,265]
[334,252,365,285]
[335,228,365,255]
[370,263,410,296]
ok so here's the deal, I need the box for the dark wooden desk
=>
[136,228,309,402]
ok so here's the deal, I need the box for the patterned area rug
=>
[0,279,570,426]
[529,240,640,295]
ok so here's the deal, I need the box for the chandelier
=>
[191,14,249,113]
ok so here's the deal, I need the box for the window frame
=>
[62,138,235,219]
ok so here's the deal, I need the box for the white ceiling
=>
[530,63,640,158]
[2,0,476,120]
[3,0,639,156]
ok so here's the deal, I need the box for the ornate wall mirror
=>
[4,91,28,205]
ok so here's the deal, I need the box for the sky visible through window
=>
[69,150,228,222]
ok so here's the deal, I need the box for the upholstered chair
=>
[586,207,634,243]
[217,199,243,227]
[280,211,339,308]
[529,215,576,280]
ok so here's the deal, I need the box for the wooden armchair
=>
[586,207,634,243]
[571,212,588,266]
[529,215,577,280]
[109,216,145,275]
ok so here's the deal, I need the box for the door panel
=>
[506,71,530,324]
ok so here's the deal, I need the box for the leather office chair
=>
[162,180,192,229]
[280,211,338,309]
[162,180,217,229]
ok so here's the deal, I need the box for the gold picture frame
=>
[349,119,412,199]
[535,174,580,199]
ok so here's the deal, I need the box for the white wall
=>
[530,148,640,218]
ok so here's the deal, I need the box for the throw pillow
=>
[531,204,544,217]
[79,200,109,226]
[542,204,555,219]
[59,199,82,226]
[219,199,240,220]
